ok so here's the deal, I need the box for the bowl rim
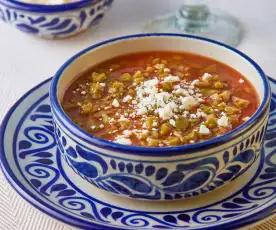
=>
[0,0,107,13]
[50,33,271,156]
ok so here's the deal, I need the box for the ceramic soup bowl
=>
[50,34,271,201]
[0,0,113,39]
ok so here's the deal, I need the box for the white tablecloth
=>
[0,0,276,229]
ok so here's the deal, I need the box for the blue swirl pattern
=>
[54,114,266,200]
[0,0,113,38]
[13,83,276,229]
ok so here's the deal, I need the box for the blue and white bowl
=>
[50,34,271,201]
[0,0,113,38]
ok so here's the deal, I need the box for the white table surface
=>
[0,0,276,229]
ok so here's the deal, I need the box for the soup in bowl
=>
[50,34,271,200]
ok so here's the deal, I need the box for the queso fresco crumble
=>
[62,51,259,147]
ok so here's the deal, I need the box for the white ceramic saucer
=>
[1,78,276,230]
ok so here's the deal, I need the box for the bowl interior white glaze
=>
[57,36,264,105]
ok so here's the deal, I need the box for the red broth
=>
[62,51,259,147]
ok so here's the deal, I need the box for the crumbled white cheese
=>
[168,101,178,109]
[114,138,132,145]
[242,116,250,122]
[99,124,104,129]
[163,76,180,82]
[112,99,120,107]
[155,92,172,107]
[188,89,194,95]
[164,68,170,72]
[80,91,86,95]
[199,124,210,134]
[180,96,199,109]
[158,105,174,120]
[152,122,158,127]
[169,119,176,127]
[100,83,106,87]
[137,107,148,115]
[118,117,129,122]
[190,114,197,119]
[123,95,132,102]
[132,78,204,123]
[122,130,132,137]
[202,73,213,81]
[188,85,195,90]
[91,126,96,130]
[239,78,245,83]
[196,111,207,118]
[144,79,159,88]
[174,88,189,96]
[211,93,220,100]
[217,114,229,127]
[191,80,199,86]
[142,130,149,134]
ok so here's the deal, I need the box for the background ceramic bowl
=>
[0,0,113,39]
[50,34,271,201]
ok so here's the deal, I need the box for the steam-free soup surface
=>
[62,51,259,147]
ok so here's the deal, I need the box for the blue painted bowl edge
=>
[0,0,109,13]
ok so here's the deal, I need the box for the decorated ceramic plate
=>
[1,78,276,230]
